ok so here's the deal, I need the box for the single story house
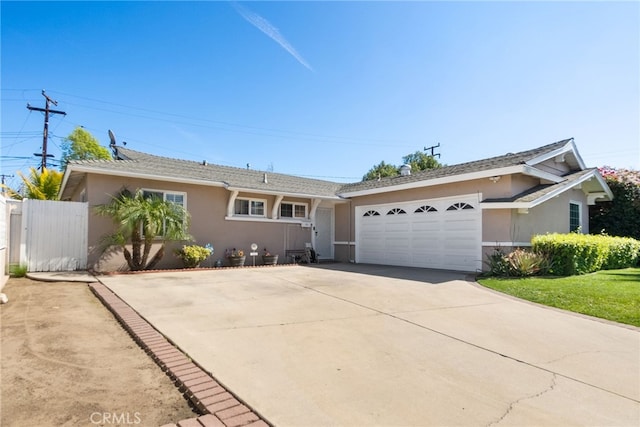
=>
[59,138,612,272]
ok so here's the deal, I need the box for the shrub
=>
[483,248,552,277]
[174,244,213,268]
[484,248,510,276]
[532,233,640,276]
[507,249,550,277]
[590,167,640,240]
[602,236,640,269]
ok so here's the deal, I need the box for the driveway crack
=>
[486,374,557,427]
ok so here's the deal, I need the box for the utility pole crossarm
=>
[26,104,67,116]
[424,143,441,158]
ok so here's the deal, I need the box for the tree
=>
[60,127,111,169]
[1,167,63,200]
[590,167,640,240]
[95,189,192,271]
[402,151,442,172]
[362,161,400,181]
[362,150,442,181]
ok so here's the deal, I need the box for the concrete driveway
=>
[98,264,640,426]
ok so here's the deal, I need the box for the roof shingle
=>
[338,139,574,194]
[64,139,576,199]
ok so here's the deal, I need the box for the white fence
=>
[7,199,89,272]
[0,195,6,281]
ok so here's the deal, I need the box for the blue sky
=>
[2,1,638,191]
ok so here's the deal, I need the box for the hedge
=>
[531,233,640,276]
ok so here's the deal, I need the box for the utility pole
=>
[0,174,14,195]
[27,90,66,169]
[424,143,441,158]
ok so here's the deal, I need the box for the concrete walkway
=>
[98,264,640,426]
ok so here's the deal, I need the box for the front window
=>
[280,202,307,218]
[142,189,187,235]
[235,198,265,217]
[142,190,185,209]
[569,202,581,232]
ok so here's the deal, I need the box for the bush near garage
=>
[532,233,640,276]
[483,248,552,277]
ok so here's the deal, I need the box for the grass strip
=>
[477,268,640,327]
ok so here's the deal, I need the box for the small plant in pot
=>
[175,243,214,268]
[262,248,278,265]
[226,248,246,267]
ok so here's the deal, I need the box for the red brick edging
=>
[88,282,270,427]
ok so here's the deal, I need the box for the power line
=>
[48,89,417,147]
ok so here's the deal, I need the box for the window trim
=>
[569,200,582,232]
[234,197,267,217]
[141,188,187,208]
[280,201,308,219]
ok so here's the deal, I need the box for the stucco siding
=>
[511,188,589,243]
[511,174,540,195]
[84,174,313,271]
[482,209,513,243]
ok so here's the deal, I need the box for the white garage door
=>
[356,196,482,271]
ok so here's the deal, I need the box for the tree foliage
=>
[362,161,399,181]
[61,127,111,169]
[402,151,442,172]
[1,167,63,200]
[95,189,192,271]
[589,167,640,240]
[362,150,442,181]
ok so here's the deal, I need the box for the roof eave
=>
[61,165,345,201]
[481,169,612,210]
[62,164,228,188]
[225,185,345,201]
[338,165,563,198]
[58,167,74,199]
[525,138,587,170]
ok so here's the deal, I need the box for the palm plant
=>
[95,189,192,270]
[2,167,63,200]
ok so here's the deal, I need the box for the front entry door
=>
[313,207,333,260]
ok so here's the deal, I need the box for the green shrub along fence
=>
[532,233,640,276]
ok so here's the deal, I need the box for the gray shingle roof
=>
[67,147,344,198]
[482,169,596,204]
[338,139,574,194]
[63,139,576,200]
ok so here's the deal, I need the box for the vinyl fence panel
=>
[21,199,88,271]
[0,195,6,279]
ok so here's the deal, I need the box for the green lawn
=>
[477,268,640,327]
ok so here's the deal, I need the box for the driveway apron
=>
[98,265,640,426]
